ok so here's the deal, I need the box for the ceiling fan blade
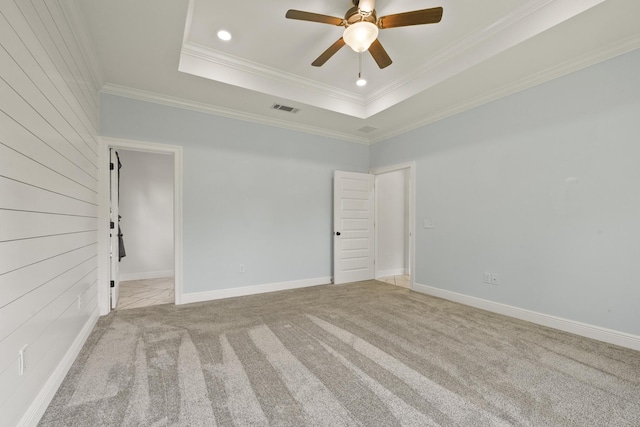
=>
[285,10,344,26]
[368,39,392,69]
[378,7,443,29]
[312,38,346,67]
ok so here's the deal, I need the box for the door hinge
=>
[110,280,115,288]
[110,162,114,170]
[110,221,115,229]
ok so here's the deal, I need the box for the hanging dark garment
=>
[116,152,126,261]
[118,216,126,261]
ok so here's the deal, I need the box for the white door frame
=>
[109,149,120,309]
[98,137,184,315]
[370,161,416,290]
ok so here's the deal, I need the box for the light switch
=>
[423,218,435,229]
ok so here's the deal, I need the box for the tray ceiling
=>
[77,0,640,143]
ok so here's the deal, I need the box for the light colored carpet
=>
[39,281,640,426]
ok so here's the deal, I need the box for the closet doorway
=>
[373,163,414,289]
[99,138,183,315]
[115,149,175,310]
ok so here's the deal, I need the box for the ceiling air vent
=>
[271,104,299,113]
[358,126,377,133]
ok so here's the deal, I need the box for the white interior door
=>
[334,171,375,284]
[109,149,120,309]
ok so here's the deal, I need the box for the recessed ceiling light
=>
[217,30,232,41]
[356,78,367,87]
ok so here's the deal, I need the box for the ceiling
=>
[76,0,640,144]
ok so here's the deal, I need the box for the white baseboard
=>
[119,270,173,282]
[412,283,640,352]
[376,268,407,278]
[18,306,100,427]
[181,277,331,305]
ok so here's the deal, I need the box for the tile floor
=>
[116,277,174,310]
[377,274,411,289]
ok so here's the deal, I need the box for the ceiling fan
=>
[285,0,443,69]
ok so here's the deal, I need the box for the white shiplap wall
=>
[0,0,101,425]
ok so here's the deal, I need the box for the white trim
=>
[178,0,604,119]
[181,277,331,305]
[119,270,174,282]
[179,43,367,118]
[100,84,369,145]
[98,137,184,315]
[413,283,640,352]
[371,162,416,290]
[17,307,100,427]
[182,41,363,105]
[376,269,406,278]
[372,34,640,144]
[97,138,110,315]
[367,0,558,105]
[100,35,640,147]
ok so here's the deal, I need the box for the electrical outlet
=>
[483,272,492,284]
[19,345,27,376]
[239,264,245,273]
[491,273,500,285]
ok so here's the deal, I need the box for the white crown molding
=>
[182,42,363,105]
[179,44,367,119]
[179,0,605,120]
[57,0,105,92]
[102,34,640,148]
[100,83,370,145]
[366,0,557,104]
[364,0,606,117]
[371,35,640,144]
[102,35,640,148]
[413,283,640,351]
[181,0,560,119]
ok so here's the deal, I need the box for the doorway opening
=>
[373,163,414,289]
[332,162,415,288]
[99,138,183,315]
[114,149,175,310]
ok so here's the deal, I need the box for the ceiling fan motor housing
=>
[345,6,377,26]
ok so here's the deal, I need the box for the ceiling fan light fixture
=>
[343,21,379,52]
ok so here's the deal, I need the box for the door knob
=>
[335,232,341,236]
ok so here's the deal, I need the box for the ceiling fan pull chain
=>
[356,52,367,86]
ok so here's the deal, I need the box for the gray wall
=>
[370,48,640,336]
[0,1,100,424]
[101,95,369,294]
[118,150,174,280]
